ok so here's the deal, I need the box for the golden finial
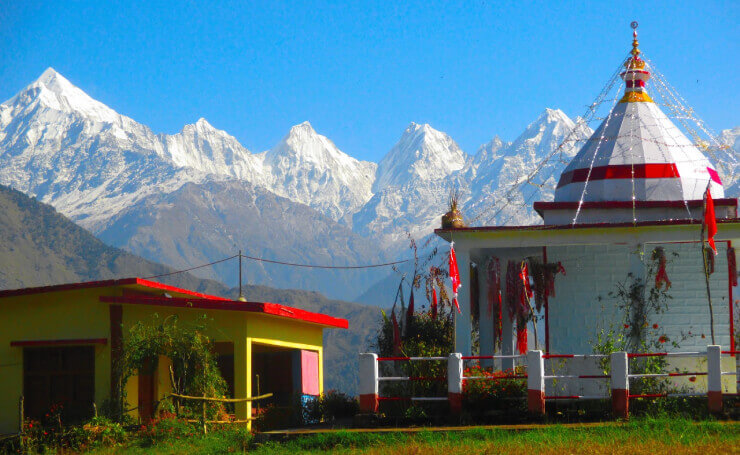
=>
[625,21,646,70]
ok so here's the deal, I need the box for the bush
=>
[138,415,198,445]
[462,365,527,415]
[305,390,359,423]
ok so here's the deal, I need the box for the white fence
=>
[358,346,739,418]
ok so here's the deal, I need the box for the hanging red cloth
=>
[449,242,462,313]
[430,287,438,320]
[654,248,671,290]
[704,186,718,255]
[407,290,415,322]
[728,248,738,287]
[516,323,528,354]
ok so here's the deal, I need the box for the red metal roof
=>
[99,295,348,329]
[0,277,228,300]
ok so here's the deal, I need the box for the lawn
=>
[86,417,739,455]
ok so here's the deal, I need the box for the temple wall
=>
[546,244,630,355]
[546,241,732,355]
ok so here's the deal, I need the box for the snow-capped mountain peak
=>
[263,122,377,221]
[9,67,121,124]
[373,122,467,192]
[161,118,264,181]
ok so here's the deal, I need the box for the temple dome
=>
[535,25,732,225]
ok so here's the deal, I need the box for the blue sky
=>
[1,0,737,161]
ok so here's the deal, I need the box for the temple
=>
[435,25,739,372]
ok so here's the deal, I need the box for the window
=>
[23,346,95,422]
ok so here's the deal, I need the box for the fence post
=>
[358,353,379,413]
[19,395,24,452]
[611,351,629,419]
[707,345,722,413]
[527,350,545,415]
[448,353,463,415]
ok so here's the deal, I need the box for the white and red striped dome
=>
[554,31,723,204]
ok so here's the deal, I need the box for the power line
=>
[143,254,239,279]
[241,254,410,269]
[142,253,411,280]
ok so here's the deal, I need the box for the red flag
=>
[407,290,415,321]
[449,242,461,313]
[704,187,718,255]
[431,287,438,320]
[391,311,402,353]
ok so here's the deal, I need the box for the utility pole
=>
[238,250,247,302]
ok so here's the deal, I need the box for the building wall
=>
[0,288,329,433]
[0,288,113,434]
[243,315,324,424]
[547,241,733,355]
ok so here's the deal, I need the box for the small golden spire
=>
[619,21,652,103]
[625,21,646,70]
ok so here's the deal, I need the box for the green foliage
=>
[591,249,697,400]
[372,310,453,416]
[12,415,128,454]
[137,415,199,446]
[462,365,527,415]
[304,390,359,423]
[121,313,227,418]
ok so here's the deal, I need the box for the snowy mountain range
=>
[1,68,737,302]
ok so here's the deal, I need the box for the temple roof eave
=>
[435,218,740,250]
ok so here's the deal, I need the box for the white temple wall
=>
[546,241,733,355]
[546,244,630,355]
[648,241,731,352]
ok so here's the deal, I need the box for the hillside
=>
[0,184,380,394]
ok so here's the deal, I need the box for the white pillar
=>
[610,351,629,418]
[454,247,472,356]
[707,345,722,413]
[447,353,463,415]
[478,260,494,368]
[358,353,378,413]
[527,350,545,415]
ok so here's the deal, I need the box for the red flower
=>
[689,376,697,382]
[659,335,667,343]
[623,324,630,329]
[652,324,659,329]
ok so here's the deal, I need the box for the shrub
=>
[462,365,527,415]
[305,390,359,423]
[138,415,198,445]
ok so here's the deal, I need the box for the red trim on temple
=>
[435,216,740,235]
[557,163,680,188]
[10,338,108,347]
[0,278,228,300]
[99,296,348,329]
[533,198,738,215]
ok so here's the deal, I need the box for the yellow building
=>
[0,277,347,433]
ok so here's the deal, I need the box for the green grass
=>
[85,416,739,455]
